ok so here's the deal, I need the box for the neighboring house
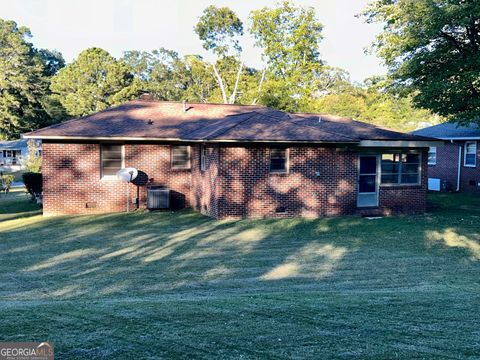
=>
[23,100,438,218]
[412,122,480,192]
[0,139,42,171]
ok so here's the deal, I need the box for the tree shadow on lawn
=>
[1,201,479,303]
[0,210,368,301]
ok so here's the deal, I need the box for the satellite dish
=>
[116,168,138,183]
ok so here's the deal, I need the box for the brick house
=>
[24,100,438,219]
[412,122,480,192]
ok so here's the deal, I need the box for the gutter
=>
[453,140,462,192]
[21,135,358,145]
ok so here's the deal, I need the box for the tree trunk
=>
[212,63,228,104]
[252,67,267,105]
[229,61,243,104]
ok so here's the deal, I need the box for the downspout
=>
[453,140,461,191]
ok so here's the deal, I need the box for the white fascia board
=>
[437,137,480,140]
[359,140,444,147]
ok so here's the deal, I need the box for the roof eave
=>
[22,134,360,144]
[359,140,443,147]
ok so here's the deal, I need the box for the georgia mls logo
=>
[0,342,54,360]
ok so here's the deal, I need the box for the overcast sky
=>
[1,0,385,83]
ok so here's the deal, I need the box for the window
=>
[101,144,123,177]
[464,141,477,167]
[3,150,15,158]
[428,147,437,165]
[200,144,207,171]
[381,152,421,185]
[172,146,191,169]
[270,148,288,172]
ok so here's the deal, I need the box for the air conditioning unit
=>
[147,185,170,210]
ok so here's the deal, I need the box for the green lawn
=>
[0,189,479,359]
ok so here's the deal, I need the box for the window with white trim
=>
[200,144,207,171]
[428,147,437,165]
[172,146,191,169]
[270,148,288,173]
[464,141,477,167]
[101,144,124,177]
[381,152,421,185]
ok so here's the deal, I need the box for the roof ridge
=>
[134,99,266,108]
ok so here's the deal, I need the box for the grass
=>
[0,189,479,359]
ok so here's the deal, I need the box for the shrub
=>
[22,172,42,199]
[1,174,15,188]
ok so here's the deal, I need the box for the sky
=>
[1,0,386,83]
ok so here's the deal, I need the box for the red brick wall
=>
[427,141,480,192]
[216,146,358,219]
[43,143,192,215]
[43,143,126,215]
[43,142,428,218]
[428,142,460,190]
[378,150,428,214]
[459,141,480,192]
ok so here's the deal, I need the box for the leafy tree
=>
[311,79,441,132]
[0,20,57,139]
[363,0,480,125]
[195,5,244,104]
[250,1,324,110]
[123,49,185,100]
[24,139,42,173]
[51,47,136,117]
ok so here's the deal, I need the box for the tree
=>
[0,19,57,139]
[250,1,324,111]
[310,77,441,132]
[51,47,136,117]
[24,139,42,173]
[363,0,480,125]
[195,5,244,104]
[123,49,185,101]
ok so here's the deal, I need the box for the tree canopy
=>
[51,47,136,117]
[250,0,325,111]
[363,0,480,125]
[0,20,63,139]
[0,3,447,139]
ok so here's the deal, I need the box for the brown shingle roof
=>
[24,100,432,143]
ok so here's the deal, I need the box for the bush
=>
[23,172,42,199]
[1,174,15,188]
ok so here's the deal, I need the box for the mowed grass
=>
[0,189,479,359]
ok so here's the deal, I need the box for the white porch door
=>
[357,155,379,208]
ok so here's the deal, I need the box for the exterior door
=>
[357,155,379,207]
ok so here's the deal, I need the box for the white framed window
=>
[381,152,421,185]
[270,147,288,173]
[172,145,191,169]
[428,147,437,165]
[200,144,207,171]
[464,141,477,167]
[101,144,124,178]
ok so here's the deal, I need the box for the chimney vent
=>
[182,100,187,113]
[318,116,322,123]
